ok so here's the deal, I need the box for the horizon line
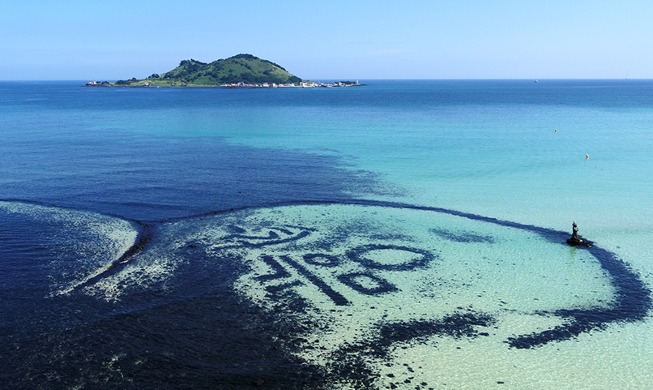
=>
[1,78,651,82]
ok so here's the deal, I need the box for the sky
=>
[1,0,651,80]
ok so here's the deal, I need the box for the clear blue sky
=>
[1,0,651,80]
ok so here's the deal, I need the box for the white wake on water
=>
[0,201,139,298]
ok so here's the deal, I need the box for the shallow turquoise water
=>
[1,80,652,388]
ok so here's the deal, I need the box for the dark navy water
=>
[1,82,385,389]
[1,83,387,221]
[1,80,652,389]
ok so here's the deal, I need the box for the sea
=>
[1,80,652,389]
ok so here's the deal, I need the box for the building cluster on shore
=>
[85,80,361,88]
[223,80,361,88]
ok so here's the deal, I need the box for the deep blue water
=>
[1,80,653,389]
[1,82,388,388]
[1,82,388,221]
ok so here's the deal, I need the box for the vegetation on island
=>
[88,54,305,87]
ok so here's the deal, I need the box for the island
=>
[85,54,361,88]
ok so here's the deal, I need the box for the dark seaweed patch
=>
[327,311,496,388]
[430,228,496,243]
[69,222,154,292]
[216,226,313,249]
[254,254,291,282]
[226,224,246,234]
[303,253,341,267]
[337,272,398,295]
[507,244,652,348]
[277,255,350,306]
[265,280,304,294]
[346,244,436,271]
[374,312,496,353]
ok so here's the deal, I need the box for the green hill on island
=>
[90,54,304,87]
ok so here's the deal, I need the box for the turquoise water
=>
[1,80,652,388]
